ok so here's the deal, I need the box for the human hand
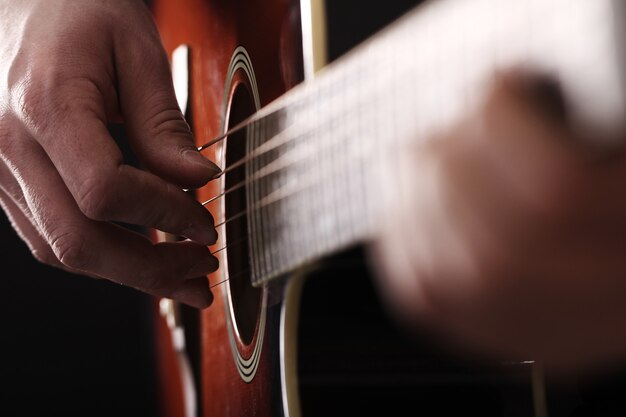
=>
[0,0,219,308]
[372,71,626,374]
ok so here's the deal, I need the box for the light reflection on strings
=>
[194,77,380,251]
[199,115,316,182]
[210,236,247,256]
[197,107,372,228]
[209,268,251,289]
[204,126,373,230]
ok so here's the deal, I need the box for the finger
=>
[8,139,219,300]
[371,142,461,323]
[0,157,66,268]
[2,139,216,309]
[482,70,606,162]
[90,234,217,309]
[22,94,217,245]
[156,276,214,310]
[467,71,595,216]
[1,150,215,311]
[113,13,220,188]
[0,186,62,269]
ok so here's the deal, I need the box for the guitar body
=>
[148,0,626,416]
[151,0,303,416]
[149,1,540,414]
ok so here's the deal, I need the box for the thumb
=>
[113,17,219,189]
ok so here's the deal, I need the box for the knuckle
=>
[0,114,13,161]
[56,87,102,120]
[76,175,116,220]
[144,104,191,138]
[137,179,187,231]
[138,268,172,292]
[138,246,187,292]
[14,81,53,132]
[50,228,91,271]
[14,74,102,136]
[31,245,62,266]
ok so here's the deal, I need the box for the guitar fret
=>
[247,120,262,283]
[261,115,276,279]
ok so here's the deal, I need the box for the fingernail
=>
[183,149,221,176]
[182,226,218,246]
[187,255,219,278]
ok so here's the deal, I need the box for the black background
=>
[0,214,158,416]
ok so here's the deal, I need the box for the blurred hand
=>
[0,0,219,308]
[372,71,626,374]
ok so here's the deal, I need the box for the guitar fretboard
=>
[242,0,625,286]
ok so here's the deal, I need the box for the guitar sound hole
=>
[225,84,261,346]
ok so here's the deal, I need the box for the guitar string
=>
[199,120,311,189]
[187,4,516,239]
[192,0,404,165]
[211,134,373,230]
[186,2,605,286]
[194,76,337,153]
[191,72,388,237]
[190,99,401,261]
[207,118,373,272]
[194,85,316,153]
[197,64,490,274]
[204,105,378,231]
[195,71,381,190]
[210,236,247,256]
[208,268,251,289]
[198,104,375,215]
[195,98,310,154]
[196,116,251,152]
[188,26,406,274]
[200,126,332,208]
[209,277,229,289]
[208,251,376,289]
[197,105,327,184]
[208,256,381,289]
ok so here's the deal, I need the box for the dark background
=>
[0,215,158,417]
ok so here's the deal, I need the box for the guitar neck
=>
[245,0,626,286]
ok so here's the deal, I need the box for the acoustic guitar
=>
[149,0,626,416]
